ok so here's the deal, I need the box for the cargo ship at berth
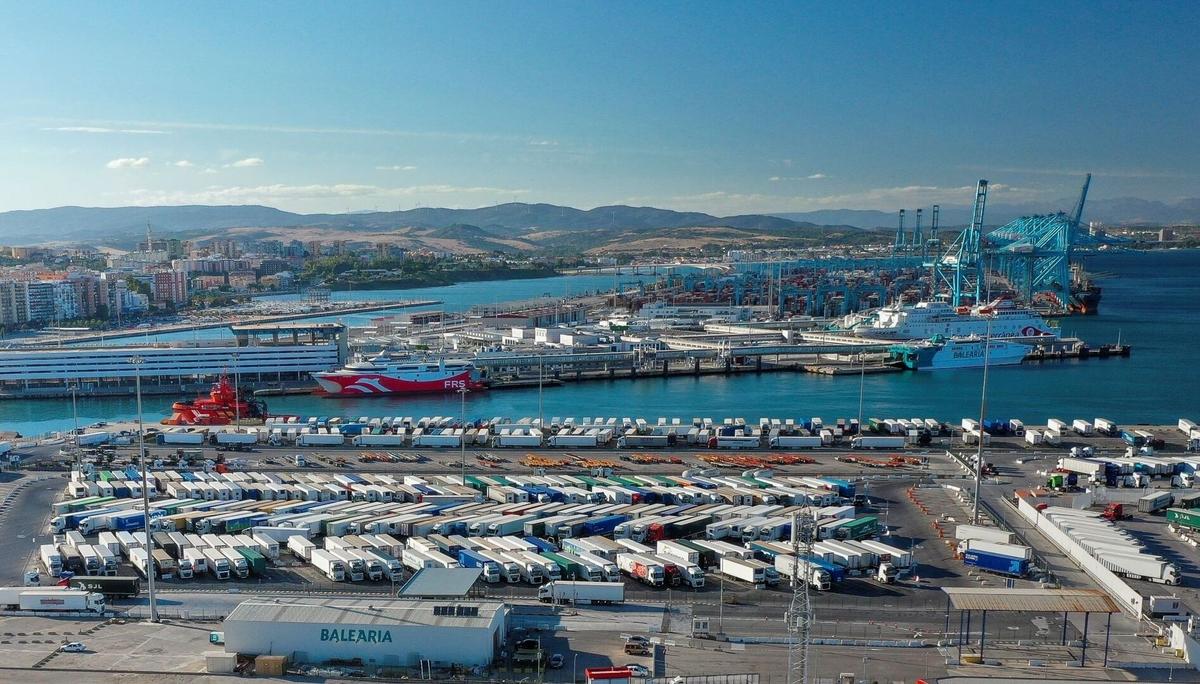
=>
[162,374,268,425]
[889,336,1029,371]
[845,298,1058,341]
[312,355,486,396]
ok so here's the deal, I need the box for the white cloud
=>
[41,118,544,144]
[957,164,1190,180]
[528,139,558,147]
[43,126,166,135]
[172,160,195,168]
[769,173,828,182]
[376,165,417,171]
[201,167,218,175]
[105,157,151,169]
[227,157,264,168]
[626,182,1045,215]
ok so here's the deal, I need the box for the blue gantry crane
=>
[934,179,989,306]
[986,174,1108,311]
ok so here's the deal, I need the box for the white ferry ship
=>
[847,299,1057,341]
[891,336,1029,371]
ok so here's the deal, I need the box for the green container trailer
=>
[63,496,104,513]
[669,515,713,538]
[1177,493,1200,509]
[76,496,117,512]
[236,547,268,575]
[225,514,256,534]
[98,471,113,482]
[679,539,718,568]
[541,551,584,580]
[839,516,879,540]
[155,499,196,515]
[576,476,602,488]
[1166,508,1200,531]
[650,476,678,487]
[464,476,487,493]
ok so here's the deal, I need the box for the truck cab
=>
[23,570,40,586]
[875,562,898,584]
[1101,503,1130,521]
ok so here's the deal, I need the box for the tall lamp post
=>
[857,351,867,430]
[69,384,80,465]
[458,387,469,484]
[130,355,158,622]
[232,351,241,429]
[972,319,993,524]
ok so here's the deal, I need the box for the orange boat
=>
[162,373,268,426]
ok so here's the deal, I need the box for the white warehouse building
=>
[222,598,508,668]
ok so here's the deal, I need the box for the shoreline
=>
[6,299,440,346]
[318,267,561,292]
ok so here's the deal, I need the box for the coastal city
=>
[3,4,1200,684]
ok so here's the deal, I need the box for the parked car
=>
[60,642,87,653]
[625,664,649,678]
[548,653,564,669]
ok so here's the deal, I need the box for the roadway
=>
[0,473,64,584]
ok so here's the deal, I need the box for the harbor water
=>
[2,250,1197,436]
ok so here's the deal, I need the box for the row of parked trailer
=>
[1030,504,1181,585]
[71,413,952,450]
[1055,453,1200,488]
[44,524,283,582]
[56,467,861,538]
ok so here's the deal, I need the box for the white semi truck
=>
[537,580,626,605]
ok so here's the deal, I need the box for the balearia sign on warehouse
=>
[320,628,394,643]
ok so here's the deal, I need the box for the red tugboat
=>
[162,373,268,425]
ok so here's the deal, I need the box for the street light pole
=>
[232,352,240,429]
[538,357,544,432]
[973,319,993,525]
[131,355,158,622]
[857,352,866,429]
[719,574,725,636]
[458,387,468,485]
[69,384,80,464]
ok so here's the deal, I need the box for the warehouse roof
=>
[398,567,482,597]
[941,587,1119,613]
[225,597,503,630]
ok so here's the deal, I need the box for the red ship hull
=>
[312,369,486,396]
[162,374,267,425]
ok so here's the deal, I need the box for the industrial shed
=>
[222,598,508,668]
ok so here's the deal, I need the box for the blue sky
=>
[2,2,1197,214]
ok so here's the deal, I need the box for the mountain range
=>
[773,196,1200,230]
[0,196,1194,251]
[0,203,852,250]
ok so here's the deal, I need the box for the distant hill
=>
[0,205,309,241]
[0,202,859,245]
[2,195,1196,247]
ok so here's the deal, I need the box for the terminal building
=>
[221,598,508,669]
[0,322,346,392]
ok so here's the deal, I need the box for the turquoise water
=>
[3,250,1197,435]
[102,272,636,345]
